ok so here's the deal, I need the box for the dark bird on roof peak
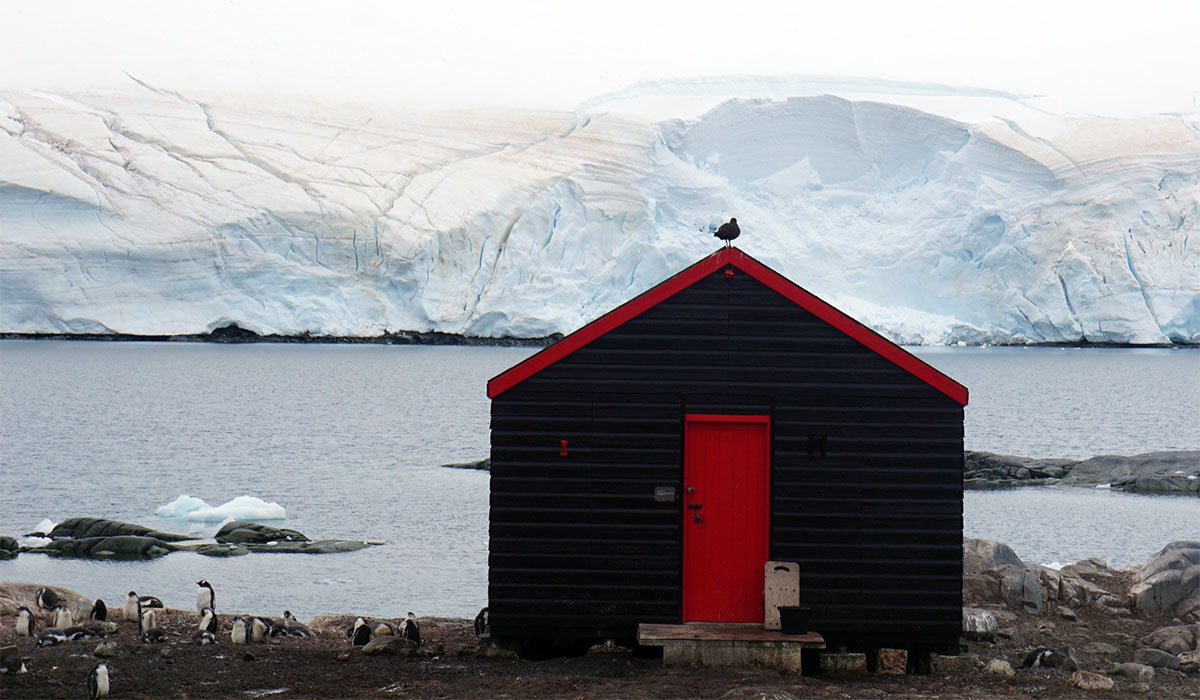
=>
[715,218,739,247]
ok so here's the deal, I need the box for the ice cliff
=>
[2,80,1198,344]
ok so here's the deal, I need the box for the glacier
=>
[1,78,1198,344]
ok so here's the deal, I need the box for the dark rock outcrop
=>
[964,450,1200,494]
[48,517,195,542]
[214,521,309,544]
[441,458,490,471]
[0,536,19,560]
[34,535,180,559]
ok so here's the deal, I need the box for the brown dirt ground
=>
[2,605,1198,699]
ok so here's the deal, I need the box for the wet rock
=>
[93,641,118,657]
[242,539,372,554]
[48,517,194,542]
[1111,662,1155,683]
[441,458,490,471]
[1133,647,1181,669]
[983,659,1015,677]
[32,535,180,560]
[961,608,998,642]
[1070,670,1114,690]
[214,521,309,544]
[192,543,250,557]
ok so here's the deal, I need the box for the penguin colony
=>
[4,579,434,694]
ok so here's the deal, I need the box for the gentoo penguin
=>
[198,607,218,634]
[88,660,110,699]
[16,606,35,636]
[400,611,421,647]
[137,599,165,642]
[1020,646,1077,670]
[282,611,311,638]
[139,594,164,609]
[124,592,139,622]
[714,217,740,246]
[231,617,248,645]
[196,579,215,614]
[36,587,60,610]
[473,607,489,636]
[192,629,217,645]
[90,598,108,622]
[346,617,366,638]
[53,605,73,629]
[36,628,67,647]
[2,646,28,675]
[371,622,394,639]
[250,617,269,643]
[349,619,371,646]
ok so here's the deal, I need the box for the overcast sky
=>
[4,0,1198,116]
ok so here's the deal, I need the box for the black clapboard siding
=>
[489,262,964,650]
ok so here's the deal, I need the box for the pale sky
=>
[4,0,1198,116]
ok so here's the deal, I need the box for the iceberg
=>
[154,495,286,522]
[154,494,209,518]
[1,78,1197,344]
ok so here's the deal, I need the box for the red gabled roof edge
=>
[487,247,968,405]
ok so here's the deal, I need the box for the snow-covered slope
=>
[2,82,1198,343]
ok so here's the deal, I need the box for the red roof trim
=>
[487,247,968,406]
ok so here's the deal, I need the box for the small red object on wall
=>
[724,268,734,278]
[560,439,568,457]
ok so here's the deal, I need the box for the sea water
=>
[0,341,1196,618]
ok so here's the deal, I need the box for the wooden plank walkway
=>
[638,622,824,645]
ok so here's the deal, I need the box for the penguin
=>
[371,622,394,639]
[53,605,73,629]
[266,616,288,638]
[90,598,108,622]
[400,611,421,647]
[137,598,163,643]
[231,616,248,645]
[36,587,60,610]
[346,617,367,639]
[250,617,269,643]
[1,646,27,675]
[1020,646,1055,669]
[36,628,67,647]
[282,611,311,638]
[139,594,164,609]
[16,606,35,636]
[124,591,140,622]
[192,629,217,645]
[88,660,110,699]
[473,607,489,636]
[351,623,372,646]
[64,625,97,641]
[196,579,215,615]
[198,607,218,634]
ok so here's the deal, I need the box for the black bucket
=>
[778,605,811,635]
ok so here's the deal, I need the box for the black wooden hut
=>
[487,247,968,655]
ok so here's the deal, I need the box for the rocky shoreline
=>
[2,540,1198,698]
[965,450,1200,494]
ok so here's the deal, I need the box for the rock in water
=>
[214,522,309,544]
[48,517,193,542]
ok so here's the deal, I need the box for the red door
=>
[683,414,771,622]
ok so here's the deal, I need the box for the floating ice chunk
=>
[31,518,57,535]
[1043,561,1065,571]
[1095,483,1112,489]
[155,494,209,518]
[184,496,286,522]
